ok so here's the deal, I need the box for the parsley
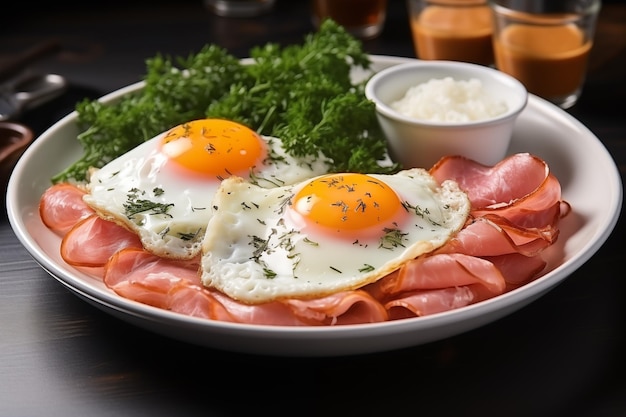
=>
[51,20,399,184]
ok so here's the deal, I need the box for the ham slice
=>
[41,152,570,325]
[431,153,565,229]
[435,215,558,257]
[104,248,388,326]
[104,248,236,321]
[430,152,551,208]
[373,253,507,296]
[384,286,477,319]
[283,290,389,325]
[39,182,94,235]
[61,214,143,267]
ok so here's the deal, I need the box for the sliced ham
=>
[430,153,551,208]
[104,248,235,321]
[384,286,477,319]
[283,290,389,325]
[40,153,570,325]
[39,182,94,235]
[485,253,547,290]
[104,249,388,326]
[472,175,563,229]
[210,292,312,326]
[374,253,507,296]
[435,215,558,257]
[61,214,143,267]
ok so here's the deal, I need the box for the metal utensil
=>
[0,40,61,83]
[0,73,68,121]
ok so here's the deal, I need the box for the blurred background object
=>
[0,121,33,204]
[204,0,276,17]
[490,0,601,109]
[311,0,388,39]
[407,0,494,66]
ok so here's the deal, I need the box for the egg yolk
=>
[291,173,405,240]
[160,118,266,177]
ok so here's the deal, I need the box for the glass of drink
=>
[407,0,494,66]
[204,0,276,17]
[490,0,601,109]
[311,0,388,40]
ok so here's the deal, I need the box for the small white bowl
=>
[365,60,528,169]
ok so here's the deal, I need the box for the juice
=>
[493,23,591,98]
[411,4,493,65]
[312,0,387,39]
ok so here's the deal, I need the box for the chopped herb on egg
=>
[51,20,400,184]
[179,229,201,241]
[379,228,408,250]
[402,201,443,227]
[303,237,318,246]
[123,190,174,219]
[263,268,277,279]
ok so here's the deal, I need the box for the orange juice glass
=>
[490,0,601,109]
[408,0,494,66]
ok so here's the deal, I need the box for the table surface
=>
[1,1,625,416]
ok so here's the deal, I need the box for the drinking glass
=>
[311,0,388,40]
[490,0,601,109]
[407,0,494,66]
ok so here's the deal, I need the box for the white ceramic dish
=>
[6,56,623,357]
[365,60,527,169]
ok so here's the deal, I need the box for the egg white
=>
[200,169,471,304]
[82,128,330,260]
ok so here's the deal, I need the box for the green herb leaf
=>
[52,20,400,184]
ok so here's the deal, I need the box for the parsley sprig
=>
[52,20,399,184]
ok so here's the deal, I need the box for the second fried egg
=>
[83,118,330,259]
[200,169,471,304]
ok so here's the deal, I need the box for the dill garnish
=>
[123,190,174,219]
[379,228,408,250]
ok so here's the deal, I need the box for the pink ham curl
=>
[430,152,565,229]
[61,214,143,268]
[104,248,236,321]
[39,182,95,235]
[104,248,388,326]
[365,254,506,319]
[282,290,389,325]
[373,253,507,296]
[212,290,388,326]
[434,214,558,258]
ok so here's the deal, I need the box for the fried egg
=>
[82,118,330,259]
[200,169,470,304]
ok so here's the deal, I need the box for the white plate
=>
[6,56,623,357]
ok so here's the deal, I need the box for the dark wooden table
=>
[1,1,624,416]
